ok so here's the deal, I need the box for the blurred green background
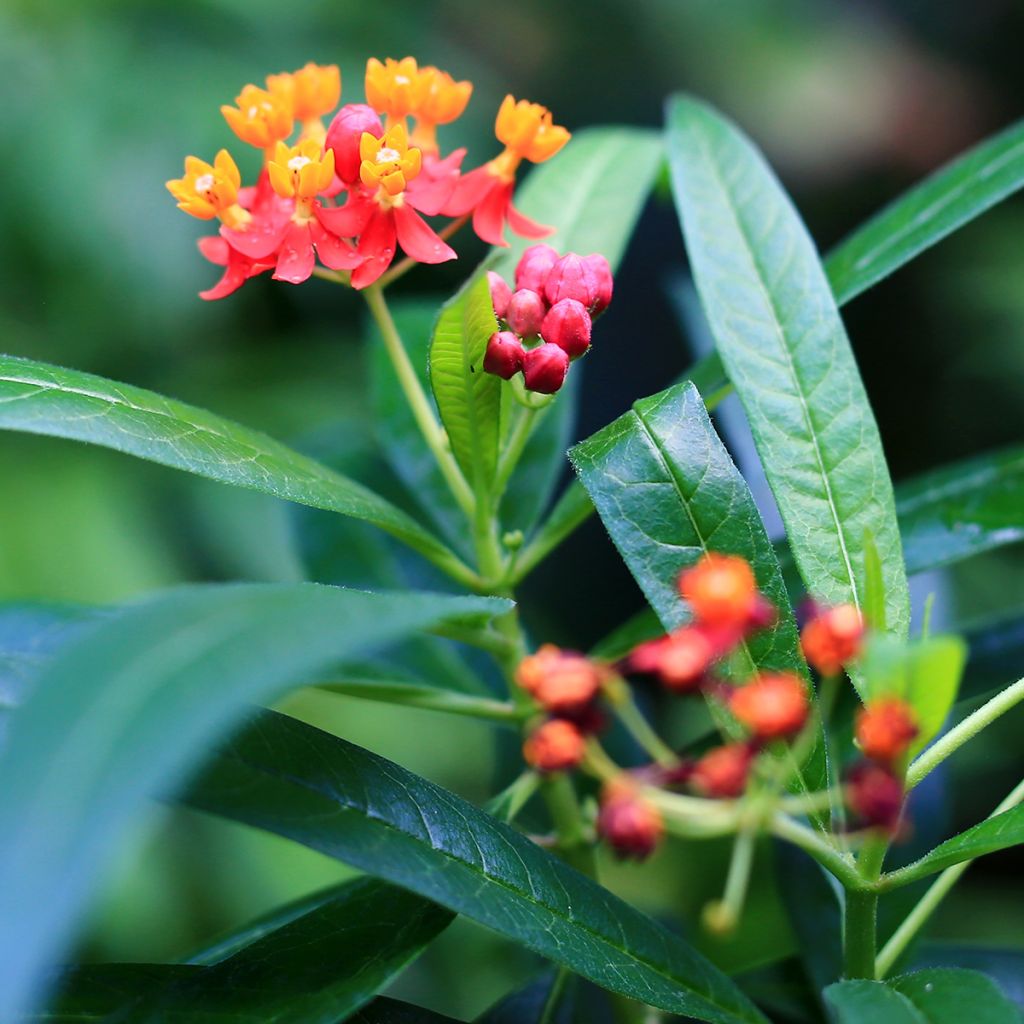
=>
[2,0,1023,1017]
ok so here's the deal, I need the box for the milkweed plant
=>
[0,53,1023,1024]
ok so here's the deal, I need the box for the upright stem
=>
[843,836,887,979]
[363,284,475,516]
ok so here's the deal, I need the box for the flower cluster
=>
[483,245,613,394]
[167,57,570,299]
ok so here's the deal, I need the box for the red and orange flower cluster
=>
[484,245,613,394]
[167,58,570,299]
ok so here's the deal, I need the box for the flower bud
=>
[690,743,754,798]
[730,672,809,741]
[487,271,512,321]
[544,253,600,310]
[846,761,905,831]
[679,554,760,629]
[325,103,384,183]
[629,626,715,692]
[506,288,546,338]
[483,331,525,380]
[515,243,559,293]
[856,697,918,763]
[584,253,614,314]
[522,343,569,394]
[801,603,864,676]
[522,719,585,773]
[541,298,592,358]
[597,780,663,860]
[516,643,603,713]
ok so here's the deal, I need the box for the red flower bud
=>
[856,697,918,763]
[597,780,663,860]
[846,761,905,831]
[679,554,760,629]
[483,331,525,380]
[544,253,600,310]
[487,271,512,321]
[325,103,383,184]
[584,253,614,314]
[522,719,585,773]
[691,743,754,798]
[506,288,546,338]
[515,243,559,294]
[522,343,569,394]
[516,644,604,713]
[801,603,865,676]
[541,298,592,358]
[730,672,809,741]
[630,626,715,692]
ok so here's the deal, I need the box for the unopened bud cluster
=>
[484,245,613,394]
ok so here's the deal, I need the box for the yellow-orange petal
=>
[267,160,295,198]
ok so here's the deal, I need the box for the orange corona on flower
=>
[221,84,294,152]
[267,138,336,210]
[267,62,341,126]
[679,554,759,628]
[365,56,423,122]
[492,95,570,175]
[165,150,251,230]
[359,121,422,198]
[410,66,473,151]
[856,697,918,763]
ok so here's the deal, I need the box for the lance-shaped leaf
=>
[0,354,465,577]
[0,583,508,1022]
[44,878,452,1022]
[666,95,909,637]
[825,969,1021,1024]
[352,999,464,1023]
[182,709,768,1024]
[429,275,501,494]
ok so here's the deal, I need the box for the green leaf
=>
[863,531,887,632]
[429,274,501,494]
[0,583,508,1022]
[665,95,909,638]
[46,878,452,1022]
[0,354,464,576]
[896,445,1024,576]
[826,119,1024,305]
[825,969,1022,1024]
[570,381,804,672]
[860,635,967,751]
[352,998,464,1023]
[912,945,1024,1010]
[882,803,1024,888]
[183,709,768,1024]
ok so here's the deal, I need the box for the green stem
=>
[905,677,1024,790]
[876,776,1024,977]
[770,813,863,890]
[842,836,887,979]
[542,772,596,874]
[315,681,522,722]
[486,770,541,823]
[538,966,572,1024]
[512,483,594,584]
[712,825,757,933]
[494,404,543,499]
[363,284,475,517]
[607,685,679,769]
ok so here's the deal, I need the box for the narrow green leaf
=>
[183,709,768,1024]
[826,969,1022,1024]
[0,354,460,571]
[666,95,909,637]
[0,583,508,1022]
[897,445,1024,576]
[826,119,1024,305]
[429,274,501,493]
[46,878,452,1022]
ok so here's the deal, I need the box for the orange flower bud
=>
[267,62,341,123]
[679,554,760,628]
[415,66,472,125]
[801,603,864,675]
[856,697,918,763]
[221,84,294,150]
[690,743,754,798]
[597,780,663,860]
[516,644,603,713]
[365,56,422,120]
[522,719,585,773]
[630,627,715,692]
[730,672,809,741]
[494,95,570,164]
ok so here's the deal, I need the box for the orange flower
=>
[856,697,918,763]
[266,138,336,204]
[679,554,759,629]
[801,603,864,675]
[410,66,473,151]
[690,743,754,798]
[516,644,604,712]
[221,84,294,151]
[267,62,341,123]
[494,95,570,166]
[730,672,809,741]
[165,150,250,230]
[630,627,717,692]
[365,56,423,121]
[522,719,585,773]
[358,121,422,196]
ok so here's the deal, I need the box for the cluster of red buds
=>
[483,245,613,394]
[167,57,570,298]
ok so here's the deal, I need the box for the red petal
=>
[393,205,457,264]
[199,261,249,300]
[315,191,376,237]
[198,236,230,266]
[221,215,290,260]
[442,165,494,216]
[472,180,513,247]
[507,201,554,239]
[350,210,397,289]
[410,148,465,216]
[310,216,363,270]
[273,222,316,284]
